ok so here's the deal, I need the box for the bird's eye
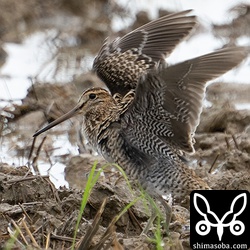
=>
[89,93,96,99]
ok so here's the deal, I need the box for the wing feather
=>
[122,47,247,154]
[93,10,197,95]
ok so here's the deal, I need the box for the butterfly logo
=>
[193,193,247,241]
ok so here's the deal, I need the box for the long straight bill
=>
[33,104,80,137]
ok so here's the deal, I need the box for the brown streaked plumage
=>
[34,46,247,203]
[93,10,197,96]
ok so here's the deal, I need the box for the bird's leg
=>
[141,194,172,235]
[158,195,172,234]
[141,206,157,235]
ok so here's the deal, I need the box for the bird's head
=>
[33,88,113,137]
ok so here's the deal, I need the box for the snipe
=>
[34,11,247,208]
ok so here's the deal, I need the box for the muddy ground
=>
[0,1,250,249]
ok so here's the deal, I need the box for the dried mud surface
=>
[0,1,250,249]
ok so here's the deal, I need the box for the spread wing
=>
[93,10,196,96]
[122,47,247,154]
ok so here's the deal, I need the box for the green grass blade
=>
[71,161,101,249]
